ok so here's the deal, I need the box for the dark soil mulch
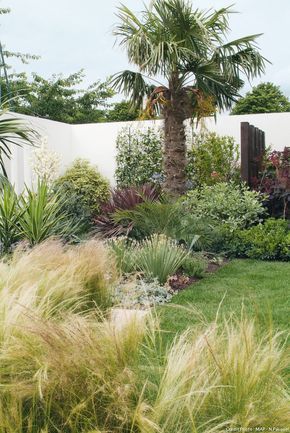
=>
[168,258,229,292]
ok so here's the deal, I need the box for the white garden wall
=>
[5,112,290,193]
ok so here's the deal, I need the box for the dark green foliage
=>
[237,218,290,261]
[231,82,290,115]
[186,132,240,187]
[7,71,114,124]
[106,101,139,122]
[213,218,290,261]
[114,200,222,251]
[181,253,208,278]
[54,159,110,230]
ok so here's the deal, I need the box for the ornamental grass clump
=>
[152,317,289,432]
[0,312,151,433]
[0,239,116,321]
[107,236,137,274]
[0,312,288,432]
[136,234,189,284]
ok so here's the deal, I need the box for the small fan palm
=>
[112,0,267,195]
[0,109,36,176]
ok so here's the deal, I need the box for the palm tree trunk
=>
[163,87,187,196]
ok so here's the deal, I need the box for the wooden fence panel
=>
[241,122,265,187]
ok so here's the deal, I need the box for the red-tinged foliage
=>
[252,147,290,218]
[93,184,160,237]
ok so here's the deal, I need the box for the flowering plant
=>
[31,137,61,186]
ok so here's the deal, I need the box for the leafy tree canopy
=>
[106,101,139,122]
[231,82,290,114]
[1,71,139,124]
[0,7,135,123]
[2,71,114,124]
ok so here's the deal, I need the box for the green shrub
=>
[114,200,221,250]
[184,182,265,231]
[115,126,163,187]
[186,131,240,187]
[55,159,109,228]
[181,253,208,277]
[238,218,290,260]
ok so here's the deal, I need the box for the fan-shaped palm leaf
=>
[112,0,268,194]
[0,111,37,176]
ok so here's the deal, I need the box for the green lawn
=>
[159,259,290,344]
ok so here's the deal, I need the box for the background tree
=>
[2,72,139,124]
[112,0,267,195]
[231,82,290,114]
[106,101,139,122]
[1,6,137,124]
[3,71,114,124]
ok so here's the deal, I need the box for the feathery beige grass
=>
[0,309,288,432]
[0,239,117,328]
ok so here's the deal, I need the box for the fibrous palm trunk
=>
[163,77,187,196]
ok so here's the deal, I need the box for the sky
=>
[1,0,290,98]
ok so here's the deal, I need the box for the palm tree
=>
[0,109,36,178]
[112,0,267,195]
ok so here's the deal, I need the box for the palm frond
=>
[0,112,38,176]
[214,34,268,80]
[113,0,269,115]
[204,4,236,41]
[110,70,153,110]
